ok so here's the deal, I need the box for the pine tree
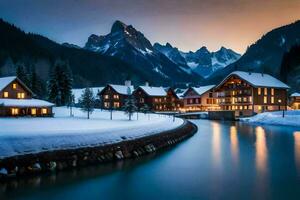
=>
[140,103,151,120]
[68,93,75,117]
[48,65,61,105]
[29,66,45,98]
[123,87,137,120]
[16,65,29,85]
[79,87,95,119]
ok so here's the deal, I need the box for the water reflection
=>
[255,126,268,174]
[294,132,300,175]
[212,122,221,167]
[230,126,239,165]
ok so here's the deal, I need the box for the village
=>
[1,70,299,119]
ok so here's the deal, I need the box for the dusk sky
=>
[1,0,300,53]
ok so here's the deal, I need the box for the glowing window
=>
[3,92,8,98]
[271,97,274,104]
[42,108,47,114]
[258,88,261,95]
[31,108,37,115]
[104,95,109,99]
[11,108,19,115]
[264,88,268,95]
[113,94,119,99]
[264,96,267,104]
[271,88,274,96]
[12,83,17,89]
[113,102,120,108]
[17,93,25,99]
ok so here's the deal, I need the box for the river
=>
[1,120,300,200]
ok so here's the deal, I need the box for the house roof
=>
[0,76,34,94]
[72,87,104,103]
[291,93,300,97]
[109,84,134,95]
[217,71,290,89]
[138,86,167,96]
[0,98,54,107]
[184,85,215,97]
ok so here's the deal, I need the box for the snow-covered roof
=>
[218,71,290,89]
[0,98,54,107]
[138,86,167,96]
[72,87,104,103]
[291,93,300,97]
[190,85,215,96]
[0,76,17,91]
[109,84,134,95]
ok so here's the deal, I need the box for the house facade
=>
[290,93,300,109]
[182,85,219,112]
[0,76,54,117]
[99,81,134,110]
[215,71,289,117]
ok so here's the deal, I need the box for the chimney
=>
[145,81,149,87]
[125,80,131,87]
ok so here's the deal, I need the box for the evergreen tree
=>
[16,65,29,85]
[123,87,137,120]
[68,93,75,117]
[47,63,73,106]
[79,87,95,119]
[29,66,45,98]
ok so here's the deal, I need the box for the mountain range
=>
[153,43,241,77]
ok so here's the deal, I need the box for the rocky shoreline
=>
[0,120,197,179]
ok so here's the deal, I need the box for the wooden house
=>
[290,93,300,109]
[215,71,290,117]
[182,85,219,112]
[99,80,134,110]
[0,76,54,117]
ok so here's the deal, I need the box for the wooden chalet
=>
[99,80,134,110]
[215,71,290,117]
[182,85,219,112]
[0,76,54,117]
[290,93,300,109]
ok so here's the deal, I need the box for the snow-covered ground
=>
[0,107,184,159]
[241,110,300,127]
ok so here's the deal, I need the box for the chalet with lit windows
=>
[290,93,300,110]
[215,71,290,117]
[0,76,54,117]
[182,85,219,112]
[99,80,134,110]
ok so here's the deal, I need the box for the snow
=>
[187,85,215,96]
[0,98,54,107]
[187,62,198,69]
[153,67,169,78]
[241,110,300,127]
[139,86,167,96]
[280,36,286,47]
[0,76,16,91]
[291,93,300,97]
[72,87,104,103]
[0,107,184,159]
[109,84,134,95]
[218,71,290,89]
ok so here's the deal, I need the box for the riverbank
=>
[241,110,300,127]
[0,107,197,178]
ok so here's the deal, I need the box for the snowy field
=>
[0,107,184,159]
[241,110,300,127]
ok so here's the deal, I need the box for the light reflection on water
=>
[230,126,239,166]
[294,131,300,175]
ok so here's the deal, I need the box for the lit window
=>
[244,106,248,110]
[249,105,253,110]
[104,102,110,108]
[240,106,243,110]
[17,93,25,99]
[113,94,119,99]
[42,108,47,114]
[31,108,37,115]
[4,92,8,98]
[258,88,261,95]
[113,102,120,108]
[104,95,109,99]
[264,88,268,95]
[11,108,19,115]
[271,88,274,96]
[258,106,262,111]
[264,96,267,104]
[271,96,274,104]
[249,96,252,102]
[243,97,247,102]
[12,83,17,89]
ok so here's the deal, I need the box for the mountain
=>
[153,43,241,78]
[0,19,164,88]
[84,20,203,85]
[208,20,300,90]
[62,42,81,49]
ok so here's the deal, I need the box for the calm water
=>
[1,120,300,200]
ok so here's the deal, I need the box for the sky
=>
[1,0,300,54]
